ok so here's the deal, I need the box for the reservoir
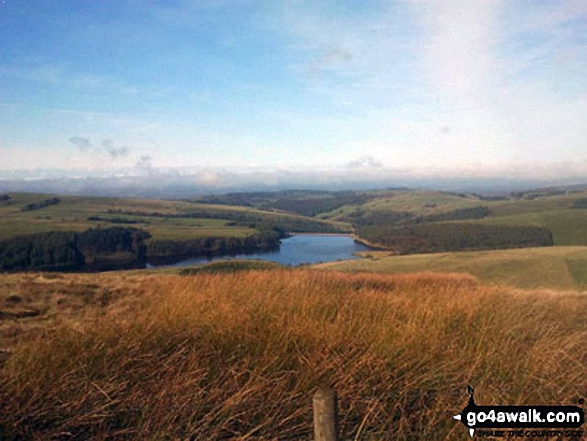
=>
[159,234,371,267]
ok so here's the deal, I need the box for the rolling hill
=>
[317,246,587,290]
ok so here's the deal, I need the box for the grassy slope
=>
[360,191,482,215]
[318,190,587,253]
[0,194,248,240]
[456,209,587,245]
[3,190,586,244]
[320,188,587,220]
[317,190,587,291]
[0,193,344,242]
[1,269,586,439]
[319,190,485,220]
[318,246,587,290]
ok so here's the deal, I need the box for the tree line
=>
[88,216,142,224]
[356,222,553,254]
[21,197,60,212]
[0,227,150,271]
[420,206,490,223]
[147,232,282,264]
[0,226,287,271]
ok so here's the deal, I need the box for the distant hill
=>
[0,193,348,271]
[3,186,587,271]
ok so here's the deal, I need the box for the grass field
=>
[1,269,585,439]
[456,209,587,245]
[314,189,587,255]
[318,246,587,290]
[0,193,343,242]
[0,194,244,240]
[319,190,486,220]
[359,191,483,215]
[318,188,587,221]
[3,189,587,246]
[487,194,580,216]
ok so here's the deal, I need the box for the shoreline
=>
[2,234,379,273]
[350,234,389,251]
[150,233,379,269]
[290,232,354,237]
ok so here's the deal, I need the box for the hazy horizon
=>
[2,1,587,186]
[1,163,587,199]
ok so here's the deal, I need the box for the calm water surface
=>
[159,234,371,267]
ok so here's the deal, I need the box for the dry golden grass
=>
[1,270,586,440]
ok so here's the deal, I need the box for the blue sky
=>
[1,0,587,186]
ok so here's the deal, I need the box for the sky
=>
[1,0,587,190]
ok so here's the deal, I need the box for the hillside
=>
[0,193,349,270]
[452,209,587,246]
[173,187,587,255]
[315,188,587,254]
[3,187,587,272]
[1,269,586,439]
[0,193,347,241]
[318,246,587,290]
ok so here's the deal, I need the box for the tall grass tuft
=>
[1,270,586,439]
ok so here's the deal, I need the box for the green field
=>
[317,188,587,223]
[354,190,483,215]
[453,208,587,245]
[314,188,587,254]
[3,189,587,286]
[315,190,484,220]
[0,193,344,242]
[317,246,587,290]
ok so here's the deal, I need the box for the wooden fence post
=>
[313,388,339,441]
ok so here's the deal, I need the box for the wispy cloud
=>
[0,61,140,96]
[69,136,93,152]
[0,64,63,84]
[272,1,422,107]
[307,46,353,76]
[4,160,587,198]
[102,139,130,159]
[69,136,132,159]
[135,155,153,174]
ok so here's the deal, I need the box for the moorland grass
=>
[177,259,282,275]
[1,269,586,440]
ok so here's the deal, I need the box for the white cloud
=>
[415,0,503,104]
[347,156,383,169]
[402,0,587,166]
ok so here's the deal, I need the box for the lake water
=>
[158,234,371,268]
